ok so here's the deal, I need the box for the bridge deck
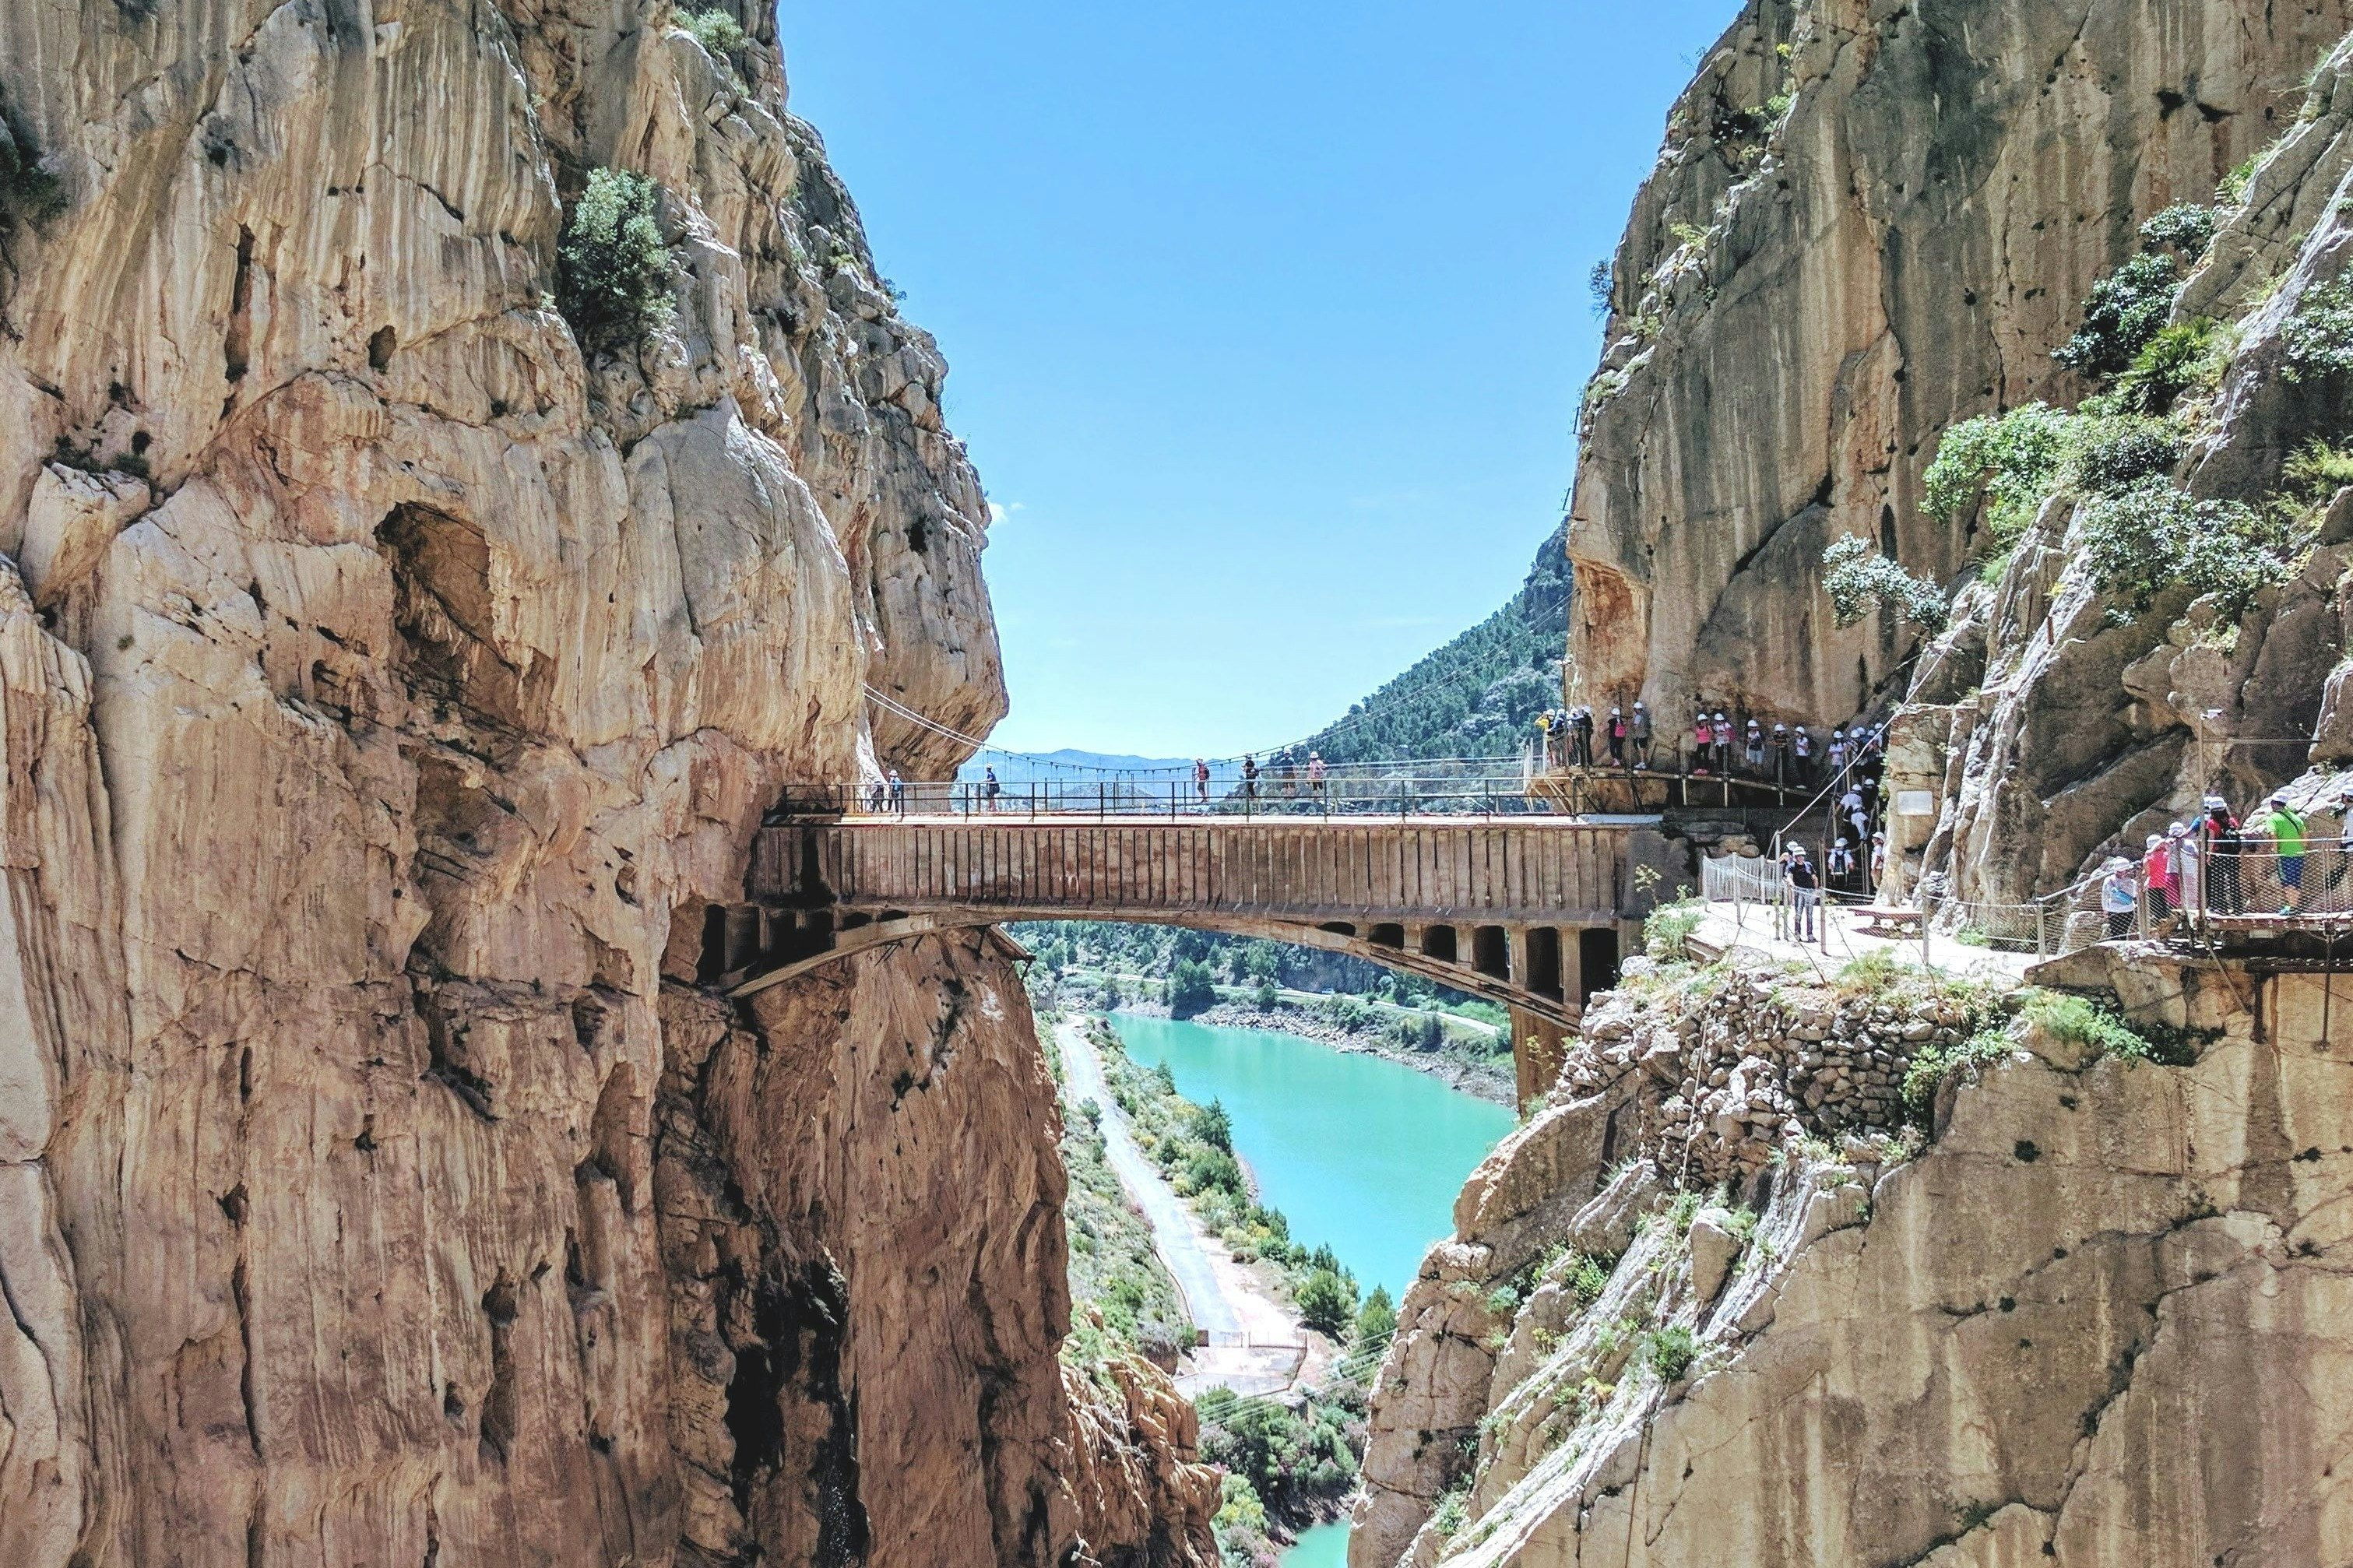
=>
[754,814,1639,925]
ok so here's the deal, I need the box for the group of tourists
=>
[1538,704,1652,770]
[1539,701,1886,791]
[2100,790,2350,934]
[1777,832,1890,939]
[1230,749,1328,804]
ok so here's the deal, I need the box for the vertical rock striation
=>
[1569,0,2345,724]
[0,3,1208,1564]
[1352,955,2353,1568]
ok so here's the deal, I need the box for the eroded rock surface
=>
[1353,953,2353,1568]
[0,4,1206,1565]
[1569,0,2346,725]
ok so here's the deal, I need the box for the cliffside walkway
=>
[702,799,1672,1104]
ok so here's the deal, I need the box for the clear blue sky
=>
[779,3,1736,758]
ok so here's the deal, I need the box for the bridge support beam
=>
[1511,1008,1571,1109]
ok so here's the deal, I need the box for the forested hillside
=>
[1294,522,1568,764]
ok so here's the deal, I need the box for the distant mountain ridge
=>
[1294,521,1568,765]
[965,523,1570,776]
[957,747,1197,783]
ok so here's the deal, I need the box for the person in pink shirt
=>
[2144,831,2177,926]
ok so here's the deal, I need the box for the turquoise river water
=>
[1108,1015,1518,1566]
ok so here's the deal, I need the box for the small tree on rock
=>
[556,167,677,357]
[1821,536,1949,633]
[1296,1267,1359,1338]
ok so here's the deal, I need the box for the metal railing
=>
[1701,838,2353,962]
[777,772,1582,821]
[1536,736,1889,816]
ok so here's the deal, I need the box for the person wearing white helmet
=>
[2262,791,2308,916]
[2101,856,2140,940]
[2144,831,2176,927]
[2168,821,2201,921]
[1629,701,1653,769]
[1784,842,1822,940]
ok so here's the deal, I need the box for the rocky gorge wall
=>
[0,3,1208,1565]
[1570,0,2350,728]
[1351,947,2353,1567]
[1888,25,2353,908]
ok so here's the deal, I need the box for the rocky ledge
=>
[1352,947,2351,1566]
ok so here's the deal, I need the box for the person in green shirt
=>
[2263,793,2307,916]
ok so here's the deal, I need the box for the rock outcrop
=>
[0,4,1207,1565]
[1353,948,2353,1567]
[1890,28,2353,907]
[1569,0,2348,726]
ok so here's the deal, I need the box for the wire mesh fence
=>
[780,772,1581,820]
[1699,841,2353,963]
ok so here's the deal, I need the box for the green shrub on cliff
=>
[2068,414,2182,494]
[1923,403,2075,542]
[2077,476,2295,625]
[1640,1323,1699,1382]
[2054,206,2216,381]
[555,167,676,356]
[1642,898,1704,962]
[675,2,746,57]
[2056,251,2188,378]
[2021,989,2198,1066]
[2116,318,2224,413]
[1899,1028,2012,1128]
[1821,536,1949,632]
[2281,278,2353,383]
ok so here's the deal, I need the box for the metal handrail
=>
[776,776,1606,821]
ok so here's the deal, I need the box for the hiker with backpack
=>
[1785,844,1823,940]
[2262,792,2308,916]
[2200,797,2243,915]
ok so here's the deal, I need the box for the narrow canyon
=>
[2,2,2350,1567]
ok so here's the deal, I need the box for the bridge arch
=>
[707,813,1662,1104]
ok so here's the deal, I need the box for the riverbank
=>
[1160,999,1514,1106]
[1055,1016,1310,1399]
[1053,972,1517,1106]
[1103,1011,1519,1566]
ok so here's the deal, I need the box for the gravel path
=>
[1057,1018,1305,1397]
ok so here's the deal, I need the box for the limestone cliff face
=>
[1352,952,2353,1568]
[1891,29,2353,907]
[1569,0,2346,726]
[0,4,1206,1565]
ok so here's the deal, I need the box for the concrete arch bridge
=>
[702,810,1675,1105]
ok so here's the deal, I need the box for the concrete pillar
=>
[1511,1007,1571,1111]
